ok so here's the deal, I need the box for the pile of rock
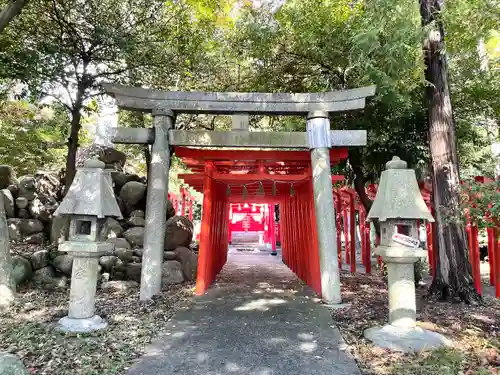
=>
[1,165,61,245]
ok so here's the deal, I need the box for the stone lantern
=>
[54,159,122,332]
[364,156,451,352]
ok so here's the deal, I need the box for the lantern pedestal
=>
[57,241,111,333]
[364,246,452,352]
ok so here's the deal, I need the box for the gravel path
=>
[128,250,361,375]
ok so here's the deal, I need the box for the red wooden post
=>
[334,192,342,268]
[349,194,356,273]
[195,161,215,296]
[188,198,194,221]
[359,208,366,267]
[270,204,276,253]
[364,212,371,274]
[495,228,500,298]
[342,205,350,264]
[487,227,496,286]
[181,187,187,217]
[471,223,482,295]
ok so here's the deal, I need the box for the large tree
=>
[0,0,28,33]
[0,0,221,190]
[420,0,480,302]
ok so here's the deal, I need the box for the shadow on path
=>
[128,250,361,375]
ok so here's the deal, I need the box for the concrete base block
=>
[57,315,108,333]
[364,324,452,353]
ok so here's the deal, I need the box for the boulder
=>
[28,197,54,224]
[167,200,175,219]
[164,216,194,250]
[133,248,143,257]
[15,197,28,209]
[0,165,18,189]
[120,181,147,207]
[127,216,145,227]
[123,227,145,247]
[130,210,145,218]
[115,248,134,263]
[132,256,141,263]
[31,266,57,287]
[7,184,18,197]
[123,263,142,282]
[101,280,139,292]
[107,237,131,250]
[17,176,36,201]
[103,217,124,238]
[25,232,44,245]
[99,256,118,271]
[0,352,28,375]
[50,216,70,244]
[34,171,60,200]
[164,251,177,261]
[11,255,32,285]
[7,218,44,236]
[53,254,73,275]
[174,246,198,281]
[30,250,50,270]
[1,189,14,218]
[100,147,127,169]
[161,261,185,286]
[17,209,30,219]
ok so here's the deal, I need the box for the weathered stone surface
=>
[31,266,57,287]
[101,147,127,169]
[0,352,28,375]
[50,216,70,244]
[132,256,141,263]
[123,263,142,282]
[18,176,36,201]
[115,248,134,263]
[164,251,176,261]
[30,250,49,270]
[1,189,15,218]
[174,246,198,281]
[127,216,145,227]
[107,237,131,250]
[99,256,118,271]
[11,255,32,285]
[15,197,28,209]
[101,280,139,292]
[0,165,18,189]
[103,217,124,238]
[28,196,57,224]
[34,171,60,200]
[161,261,185,285]
[7,218,44,237]
[133,248,144,257]
[120,181,147,206]
[164,216,194,250]
[130,210,145,218]
[25,232,44,245]
[53,254,73,275]
[123,227,145,247]
[17,209,30,219]
[7,184,18,197]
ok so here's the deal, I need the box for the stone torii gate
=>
[103,83,376,303]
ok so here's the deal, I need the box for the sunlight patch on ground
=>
[234,298,287,311]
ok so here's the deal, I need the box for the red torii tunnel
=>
[176,146,348,296]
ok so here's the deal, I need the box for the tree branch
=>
[0,0,28,33]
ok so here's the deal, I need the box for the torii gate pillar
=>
[307,111,342,304]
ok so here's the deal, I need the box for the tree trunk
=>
[0,191,15,311]
[0,0,28,33]
[64,106,82,193]
[420,0,480,302]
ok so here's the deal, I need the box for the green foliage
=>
[0,100,69,174]
[461,179,500,228]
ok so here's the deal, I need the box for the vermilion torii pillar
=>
[104,83,375,301]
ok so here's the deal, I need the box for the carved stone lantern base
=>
[58,315,108,333]
[364,325,452,353]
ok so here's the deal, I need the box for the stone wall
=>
[4,145,198,289]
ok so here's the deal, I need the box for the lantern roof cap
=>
[55,159,123,219]
[367,156,434,222]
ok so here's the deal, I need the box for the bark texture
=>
[0,0,28,33]
[420,0,480,302]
